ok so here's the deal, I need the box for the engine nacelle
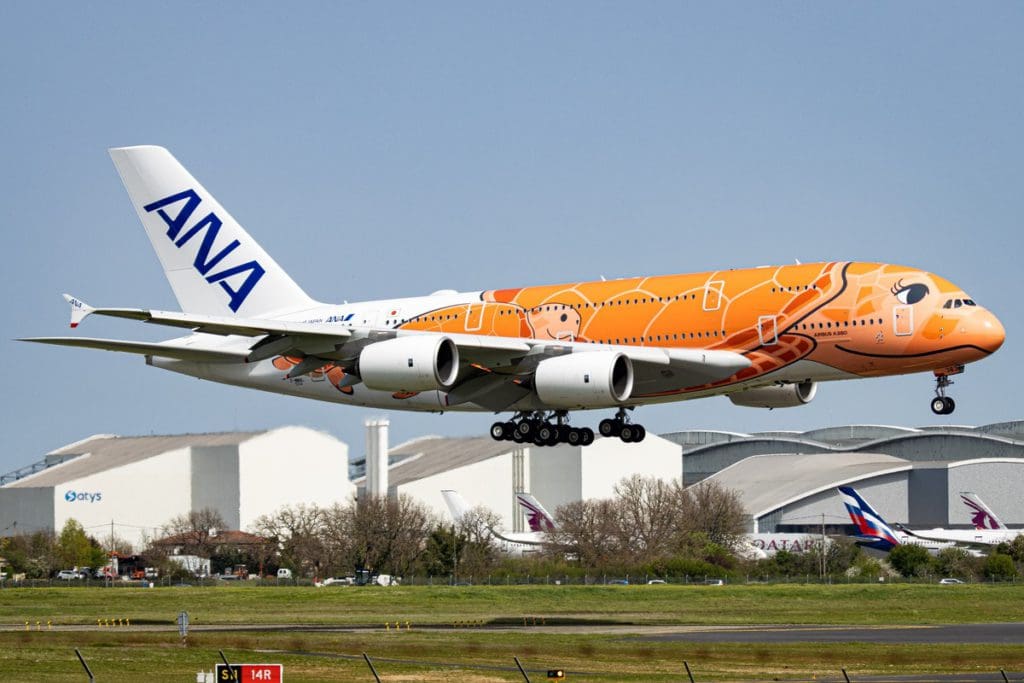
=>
[534,351,634,409]
[728,381,817,409]
[359,336,459,392]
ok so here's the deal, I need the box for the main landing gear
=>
[930,368,961,415]
[598,407,647,443]
[490,408,647,447]
[489,411,594,447]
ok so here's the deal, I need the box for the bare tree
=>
[251,504,328,577]
[453,505,501,577]
[344,494,434,576]
[548,498,619,567]
[674,480,747,548]
[161,508,229,558]
[612,475,679,561]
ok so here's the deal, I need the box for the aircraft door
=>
[703,280,724,311]
[757,315,779,346]
[893,305,914,336]
[463,302,487,332]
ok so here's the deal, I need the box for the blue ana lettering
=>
[142,189,264,312]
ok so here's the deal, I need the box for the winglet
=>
[63,294,94,329]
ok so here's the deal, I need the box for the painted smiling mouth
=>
[834,344,997,359]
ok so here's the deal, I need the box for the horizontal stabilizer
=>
[19,337,247,363]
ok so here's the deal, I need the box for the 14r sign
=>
[215,663,283,682]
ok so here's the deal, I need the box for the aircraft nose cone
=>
[971,309,1005,354]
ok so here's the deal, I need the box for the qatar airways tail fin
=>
[960,492,1006,530]
[109,146,317,317]
[515,492,556,532]
[838,486,901,551]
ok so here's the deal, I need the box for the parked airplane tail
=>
[960,492,1006,530]
[109,146,317,317]
[441,490,471,523]
[515,492,556,532]
[837,486,901,551]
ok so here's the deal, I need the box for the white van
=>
[277,568,293,580]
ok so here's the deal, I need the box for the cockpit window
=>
[964,299,976,306]
[954,300,962,308]
[943,298,977,309]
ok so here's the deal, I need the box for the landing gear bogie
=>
[931,370,960,416]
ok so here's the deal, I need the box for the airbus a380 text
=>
[24,147,1006,446]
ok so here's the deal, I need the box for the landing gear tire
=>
[931,395,955,415]
[490,422,509,441]
[567,428,582,446]
[537,424,556,445]
[619,424,636,442]
[599,419,621,437]
[580,427,595,446]
[517,420,537,438]
[512,430,525,443]
[632,425,646,443]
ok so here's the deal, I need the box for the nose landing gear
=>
[930,368,961,415]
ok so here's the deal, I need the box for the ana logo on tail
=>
[143,189,265,312]
[837,486,901,550]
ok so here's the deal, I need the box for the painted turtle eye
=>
[891,280,929,305]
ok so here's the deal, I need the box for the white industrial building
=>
[356,433,683,531]
[0,426,352,547]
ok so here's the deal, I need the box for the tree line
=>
[3,476,1024,582]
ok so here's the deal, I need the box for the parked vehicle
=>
[56,569,79,580]
[276,568,293,580]
[322,576,354,586]
[939,577,965,584]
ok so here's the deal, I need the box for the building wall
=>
[53,448,192,547]
[948,461,1024,527]
[580,435,681,499]
[529,445,582,517]
[191,446,241,529]
[0,487,53,535]
[237,427,352,530]
[398,453,516,528]
[772,472,910,532]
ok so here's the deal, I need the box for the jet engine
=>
[534,351,634,408]
[728,381,817,408]
[359,336,459,392]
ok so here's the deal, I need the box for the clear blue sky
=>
[2,3,1021,474]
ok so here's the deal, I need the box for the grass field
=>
[1,583,1022,681]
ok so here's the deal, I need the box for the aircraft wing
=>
[19,337,248,363]
[39,294,750,394]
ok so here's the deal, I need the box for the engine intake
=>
[534,351,634,409]
[360,336,459,392]
[728,381,817,409]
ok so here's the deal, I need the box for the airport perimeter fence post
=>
[74,648,95,683]
[682,659,695,683]
[999,669,1009,683]
[513,655,531,682]
[841,668,851,682]
[362,653,382,683]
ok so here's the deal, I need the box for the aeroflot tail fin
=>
[109,146,317,317]
[516,492,556,532]
[837,486,901,550]
[960,492,1006,530]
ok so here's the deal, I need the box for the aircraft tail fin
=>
[109,146,317,317]
[515,492,556,532]
[441,490,472,524]
[837,486,901,551]
[960,492,1006,530]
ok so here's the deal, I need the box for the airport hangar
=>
[0,427,353,547]
[663,421,1024,535]
[2,420,1023,546]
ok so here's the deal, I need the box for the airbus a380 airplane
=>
[23,147,1005,446]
